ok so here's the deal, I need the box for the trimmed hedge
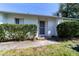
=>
[0,24,37,42]
[57,21,79,37]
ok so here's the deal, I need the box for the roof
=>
[0,11,58,18]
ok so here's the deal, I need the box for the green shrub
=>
[0,24,37,42]
[57,21,79,37]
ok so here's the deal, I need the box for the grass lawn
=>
[0,40,79,56]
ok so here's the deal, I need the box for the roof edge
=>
[0,11,58,18]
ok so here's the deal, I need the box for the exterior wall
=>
[48,18,57,36]
[0,13,4,24]
[5,14,39,25]
[2,14,15,24]
[56,17,63,25]
[0,13,61,37]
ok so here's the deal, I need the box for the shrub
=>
[57,21,79,38]
[0,24,37,42]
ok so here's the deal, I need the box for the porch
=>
[36,19,57,37]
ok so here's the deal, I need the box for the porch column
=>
[35,17,39,37]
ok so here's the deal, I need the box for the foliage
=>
[57,21,79,37]
[0,24,37,42]
[57,3,79,18]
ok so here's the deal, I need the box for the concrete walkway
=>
[0,40,59,50]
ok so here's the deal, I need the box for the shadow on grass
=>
[72,45,79,52]
[46,36,79,42]
[45,36,69,42]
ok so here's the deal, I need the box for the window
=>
[15,18,24,24]
[15,18,19,24]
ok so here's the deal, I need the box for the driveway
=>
[0,40,59,50]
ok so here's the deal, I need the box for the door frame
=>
[39,20,46,36]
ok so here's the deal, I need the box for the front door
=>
[39,21,45,35]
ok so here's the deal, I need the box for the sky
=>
[0,3,60,16]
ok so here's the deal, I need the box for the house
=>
[0,11,63,37]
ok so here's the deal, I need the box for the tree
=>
[58,3,79,18]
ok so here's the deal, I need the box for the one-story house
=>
[0,11,63,37]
